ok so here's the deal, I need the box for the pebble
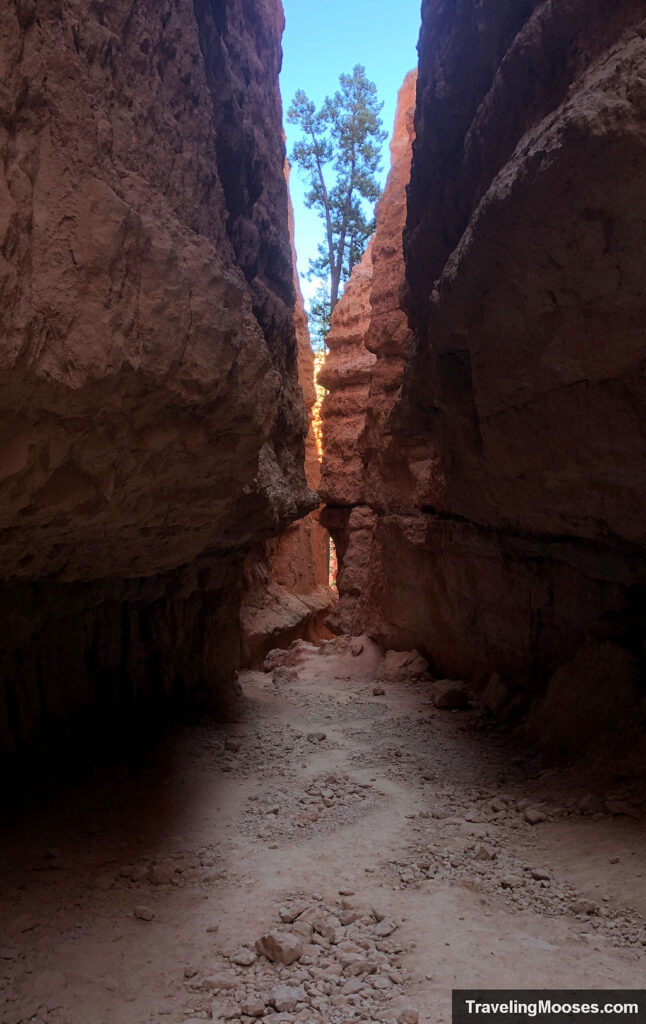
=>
[531,867,551,881]
[232,948,256,966]
[432,679,469,710]
[256,931,305,965]
[307,732,327,743]
[524,807,546,825]
[133,905,154,921]
[241,996,266,1016]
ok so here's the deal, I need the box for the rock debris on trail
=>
[1,637,645,1024]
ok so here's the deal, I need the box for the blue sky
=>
[280,0,422,306]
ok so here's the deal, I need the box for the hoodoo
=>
[320,4,646,752]
[0,0,319,766]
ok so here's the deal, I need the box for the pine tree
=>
[288,65,387,348]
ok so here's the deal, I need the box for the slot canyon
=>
[0,2,644,1023]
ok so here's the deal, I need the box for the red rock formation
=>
[399,0,646,693]
[239,164,335,665]
[320,73,420,635]
[322,5,646,745]
[0,0,315,766]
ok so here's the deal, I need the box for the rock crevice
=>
[320,5,646,749]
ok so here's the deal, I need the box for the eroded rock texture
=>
[239,165,334,666]
[322,4,646,744]
[320,72,419,636]
[0,0,314,765]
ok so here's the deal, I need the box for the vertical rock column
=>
[239,163,336,665]
[0,0,315,768]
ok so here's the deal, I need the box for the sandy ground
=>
[1,636,645,1024]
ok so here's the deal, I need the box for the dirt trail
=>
[1,637,645,1024]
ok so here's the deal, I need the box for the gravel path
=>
[1,636,644,1024]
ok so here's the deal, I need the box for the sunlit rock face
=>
[0,0,315,765]
[320,72,420,637]
[322,3,646,746]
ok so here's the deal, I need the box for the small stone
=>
[374,919,396,937]
[270,984,302,1012]
[150,861,176,885]
[399,1009,420,1024]
[128,863,150,883]
[609,856,620,864]
[231,948,256,966]
[604,799,640,818]
[256,931,304,965]
[350,638,364,657]
[338,888,355,896]
[432,679,469,710]
[307,732,327,743]
[531,868,551,881]
[373,687,386,696]
[524,807,546,825]
[240,996,266,1017]
[500,874,522,889]
[572,899,599,915]
[201,972,237,991]
[279,900,309,923]
[133,905,154,921]
[341,977,364,995]
[473,843,496,862]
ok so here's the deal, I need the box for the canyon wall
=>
[321,5,646,749]
[239,164,334,666]
[0,0,315,768]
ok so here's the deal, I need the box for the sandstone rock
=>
[201,973,237,992]
[273,666,299,687]
[399,1010,420,1024]
[473,843,496,862]
[320,1,646,754]
[279,901,310,924]
[133,905,154,922]
[241,996,266,1017]
[531,868,551,882]
[231,948,257,968]
[524,807,547,826]
[377,650,430,683]
[432,680,469,710]
[150,861,175,885]
[270,985,302,1012]
[0,0,315,764]
[373,920,396,938]
[526,644,641,755]
[255,931,304,966]
[572,899,600,916]
[399,1009,420,1024]
[604,799,641,819]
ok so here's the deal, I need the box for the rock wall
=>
[239,163,334,666]
[320,72,419,637]
[0,0,315,767]
[321,5,646,747]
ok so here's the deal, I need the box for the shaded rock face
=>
[322,4,646,739]
[0,0,314,765]
[239,164,334,666]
